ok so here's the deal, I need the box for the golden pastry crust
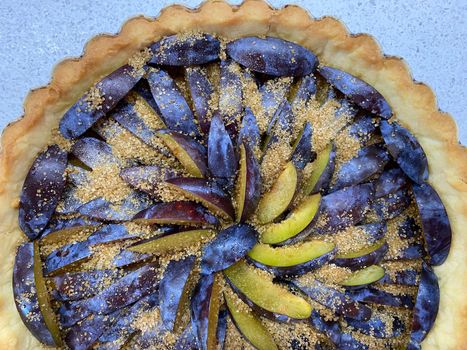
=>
[0,1,465,349]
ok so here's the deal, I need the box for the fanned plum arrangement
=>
[14,33,452,350]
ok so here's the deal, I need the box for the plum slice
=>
[157,129,208,177]
[290,278,371,321]
[412,182,452,266]
[112,249,152,269]
[40,216,100,244]
[238,108,261,151]
[260,194,321,244]
[87,224,137,245]
[235,143,261,222]
[191,274,222,350]
[71,137,119,169]
[374,167,409,198]
[160,255,196,331]
[78,192,153,222]
[347,114,377,145]
[208,114,237,179]
[200,224,257,275]
[218,60,243,134]
[303,143,336,195]
[150,33,220,66]
[344,313,405,339]
[334,240,388,270]
[291,122,316,170]
[128,229,215,255]
[165,177,235,220]
[260,77,292,122]
[175,324,198,350]
[52,269,120,301]
[60,64,144,139]
[147,68,199,136]
[97,293,160,349]
[226,37,318,77]
[407,263,440,349]
[186,66,214,134]
[19,145,67,240]
[247,240,335,276]
[262,100,294,150]
[373,187,412,221]
[315,183,374,234]
[332,143,390,190]
[225,291,278,350]
[13,242,62,346]
[256,162,298,224]
[133,201,219,226]
[339,265,386,289]
[309,310,341,346]
[291,74,317,108]
[216,308,228,350]
[346,287,414,308]
[319,66,392,119]
[380,120,428,184]
[59,262,159,327]
[224,260,312,321]
[44,240,92,276]
[379,268,418,286]
[120,165,178,197]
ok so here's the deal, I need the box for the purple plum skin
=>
[65,310,121,350]
[319,66,392,119]
[159,255,196,331]
[175,324,199,350]
[133,200,220,227]
[238,108,261,151]
[412,182,452,266]
[344,314,405,339]
[309,310,341,346]
[59,64,144,139]
[186,66,214,134]
[238,143,262,222]
[19,145,68,240]
[397,216,421,239]
[408,263,440,348]
[346,287,414,308]
[166,177,235,220]
[292,74,317,107]
[316,183,374,234]
[40,216,100,242]
[13,242,57,346]
[379,268,418,286]
[218,60,243,135]
[310,144,336,195]
[59,263,159,327]
[339,333,369,350]
[374,167,409,198]
[290,278,372,321]
[87,224,137,245]
[248,249,335,277]
[147,69,199,137]
[348,114,377,145]
[332,143,390,191]
[200,224,257,275]
[380,120,428,184]
[227,37,318,76]
[333,242,389,270]
[216,309,228,350]
[292,122,316,170]
[71,137,119,169]
[260,77,292,121]
[120,165,178,197]
[208,114,237,179]
[149,34,220,66]
[158,129,209,177]
[52,269,120,302]
[112,249,152,268]
[373,188,411,221]
[112,101,161,147]
[97,293,160,348]
[358,221,387,243]
[190,274,215,350]
[55,186,85,215]
[44,241,92,276]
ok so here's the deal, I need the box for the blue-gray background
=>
[0,0,465,143]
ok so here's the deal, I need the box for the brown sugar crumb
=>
[262,317,320,349]
[83,86,104,112]
[325,226,374,254]
[49,127,72,151]
[75,163,131,203]
[81,243,123,270]
[260,142,293,192]
[312,264,353,286]
[126,92,166,130]
[132,308,161,334]
[333,127,362,165]
[128,47,152,75]
[241,70,267,133]
[385,216,412,259]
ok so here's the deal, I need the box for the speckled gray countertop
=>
[0,0,465,143]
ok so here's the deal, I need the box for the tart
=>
[0,1,466,349]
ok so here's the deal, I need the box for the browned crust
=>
[0,1,465,349]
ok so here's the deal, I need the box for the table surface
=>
[0,0,465,144]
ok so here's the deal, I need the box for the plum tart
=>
[0,1,466,350]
